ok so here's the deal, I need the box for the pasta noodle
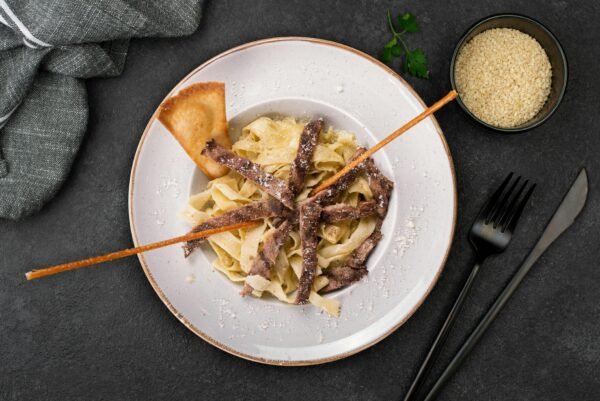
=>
[180,117,376,316]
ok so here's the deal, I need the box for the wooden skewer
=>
[25,220,261,281]
[310,90,458,196]
[27,90,456,281]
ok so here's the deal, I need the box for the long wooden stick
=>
[25,220,260,281]
[26,91,457,281]
[310,90,458,196]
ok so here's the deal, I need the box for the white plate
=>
[129,37,456,365]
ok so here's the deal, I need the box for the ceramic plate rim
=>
[128,36,457,366]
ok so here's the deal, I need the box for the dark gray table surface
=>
[1,0,599,400]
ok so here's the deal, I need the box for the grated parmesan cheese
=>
[454,28,552,128]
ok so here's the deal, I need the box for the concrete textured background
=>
[1,0,599,399]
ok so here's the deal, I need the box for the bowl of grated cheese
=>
[450,14,567,133]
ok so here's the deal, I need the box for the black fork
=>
[402,173,535,401]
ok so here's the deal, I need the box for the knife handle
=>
[421,245,544,401]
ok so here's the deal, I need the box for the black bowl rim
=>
[449,13,568,133]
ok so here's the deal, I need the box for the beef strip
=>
[202,140,295,209]
[288,148,372,225]
[365,158,394,227]
[311,147,367,206]
[321,231,382,292]
[321,200,378,223]
[294,149,375,300]
[241,220,292,295]
[289,119,323,196]
[183,198,285,257]
[345,231,384,269]
[321,158,394,292]
[321,266,368,293]
[241,119,323,286]
[282,199,376,226]
[294,200,322,304]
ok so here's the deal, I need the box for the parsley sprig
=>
[380,11,429,79]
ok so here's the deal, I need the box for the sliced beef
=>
[344,230,383,270]
[321,158,393,293]
[337,158,393,268]
[183,198,284,257]
[241,220,291,295]
[193,137,395,303]
[311,147,367,206]
[289,119,323,196]
[202,140,295,209]
[321,200,378,223]
[321,266,368,293]
[294,200,322,304]
[320,225,382,293]
[365,158,394,226]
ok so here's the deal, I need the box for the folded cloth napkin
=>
[0,0,204,219]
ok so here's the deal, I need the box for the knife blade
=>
[422,168,589,401]
[534,167,589,251]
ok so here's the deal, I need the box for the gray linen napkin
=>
[0,0,204,219]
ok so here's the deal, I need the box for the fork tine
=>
[479,172,514,222]
[497,179,529,229]
[503,183,536,232]
[489,176,521,226]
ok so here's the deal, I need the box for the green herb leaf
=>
[379,11,429,79]
[398,13,418,33]
[405,49,429,78]
[384,37,397,49]
[380,47,392,63]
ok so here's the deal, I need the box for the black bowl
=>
[450,14,568,133]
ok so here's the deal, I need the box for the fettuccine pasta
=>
[179,117,376,316]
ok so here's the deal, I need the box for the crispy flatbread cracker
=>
[158,82,231,178]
